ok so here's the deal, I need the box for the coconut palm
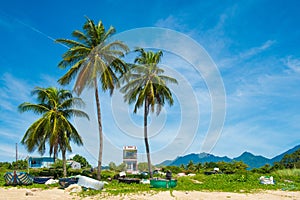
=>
[18,87,89,177]
[121,48,178,178]
[56,17,129,180]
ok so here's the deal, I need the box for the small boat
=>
[33,176,54,184]
[4,171,33,185]
[118,177,140,184]
[150,178,177,188]
[58,177,79,188]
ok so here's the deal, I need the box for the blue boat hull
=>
[4,171,33,185]
[33,176,53,184]
[59,177,79,188]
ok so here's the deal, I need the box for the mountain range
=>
[158,145,300,169]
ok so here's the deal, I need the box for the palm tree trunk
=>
[144,99,153,178]
[94,78,103,180]
[62,149,67,177]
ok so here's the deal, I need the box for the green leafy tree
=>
[10,160,28,170]
[56,17,129,180]
[19,87,89,177]
[72,154,91,168]
[232,161,248,172]
[162,166,182,174]
[121,48,178,178]
[203,161,218,170]
[117,163,127,172]
[258,164,272,173]
[138,162,148,172]
[195,162,202,173]
[217,161,231,174]
[187,160,195,171]
[280,149,300,169]
[217,161,248,174]
[108,162,117,171]
[0,162,12,169]
[271,162,285,171]
[138,162,155,172]
[52,159,64,169]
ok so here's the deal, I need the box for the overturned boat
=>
[59,176,79,188]
[4,171,33,185]
[33,176,54,184]
[118,177,140,184]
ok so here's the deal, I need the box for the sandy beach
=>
[0,187,299,200]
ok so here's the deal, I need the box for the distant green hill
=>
[233,152,271,169]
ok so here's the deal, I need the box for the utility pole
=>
[15,143,18,170]
[14,143,18,185]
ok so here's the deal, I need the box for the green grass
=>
[77,171,300,198]
[176,173,279,192]
[79,180,157,198]
[274,168,300,177]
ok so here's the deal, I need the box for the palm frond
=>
[19,86,88,159]
[18,103,49,114]
[58,59,85,85]
[121,48,177,116]
[56,38,87,48]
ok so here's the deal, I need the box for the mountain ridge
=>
[158,145,300,169]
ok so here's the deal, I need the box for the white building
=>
[123,146,138,173]
[67,160,81,169]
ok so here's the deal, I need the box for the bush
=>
[28,168,63,178]
[162,166,183,174]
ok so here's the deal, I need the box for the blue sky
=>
[1,0,300,166]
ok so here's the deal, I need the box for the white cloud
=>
[0,73,32,105]
[155,15,186,31]
[218,40,276,69]
[284,56,300,73]
[239,40,276,59]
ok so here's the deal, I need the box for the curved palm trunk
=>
[144,100,153,178]
[94,78,103,180]
[62,149,67,177]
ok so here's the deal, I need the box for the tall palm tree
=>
[121,48,178,178]
[56,17,129,180]
[19,87,89,177]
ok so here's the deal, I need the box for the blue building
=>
[28,157,55,168]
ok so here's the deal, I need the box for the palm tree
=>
[121,48,178,178]
[56,17,129,180]
[18,87,89,177]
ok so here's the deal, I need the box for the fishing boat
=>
[58,176,79,188]
[150,178,177,188]
[33,176,54,184]
[4,171,33,185]
[118,177,140,184]
[3,144,33,185]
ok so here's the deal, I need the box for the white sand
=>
[0,187,299,200]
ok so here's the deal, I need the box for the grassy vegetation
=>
[175,173,299,192]
[77,170,300,198]
[1,165,299,198]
